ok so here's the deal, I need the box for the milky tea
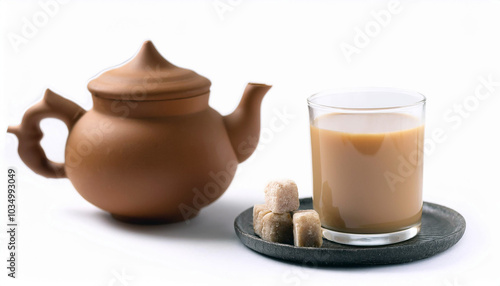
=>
[310,112,424,234]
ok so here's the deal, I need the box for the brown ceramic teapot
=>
[7,41,271,224]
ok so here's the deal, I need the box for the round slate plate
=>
[234,198,465,266]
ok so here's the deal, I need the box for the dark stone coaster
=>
[234,198,466,266]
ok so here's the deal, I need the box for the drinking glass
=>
[308,88,426,246]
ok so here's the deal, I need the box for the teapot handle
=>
[7,89,86,178]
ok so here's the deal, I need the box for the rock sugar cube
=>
[264,179,299,213]
[293,210,323,247]
[253,204,271,237]
[260,212,293,244]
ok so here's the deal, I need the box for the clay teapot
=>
[7,41,271,224]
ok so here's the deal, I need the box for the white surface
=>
[1,0,500,285]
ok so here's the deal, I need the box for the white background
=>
[1,0,500,285]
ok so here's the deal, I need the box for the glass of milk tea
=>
[308,88,426,246]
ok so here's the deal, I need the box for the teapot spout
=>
[223,83,272,163]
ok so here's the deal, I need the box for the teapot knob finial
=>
[125,40,175,70]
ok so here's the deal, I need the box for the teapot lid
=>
[87,41,211,101]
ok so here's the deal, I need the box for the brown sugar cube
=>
[264,179,299,213]
[260,212,293,244]
[253,204,271,237]
[293,210,323,247]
